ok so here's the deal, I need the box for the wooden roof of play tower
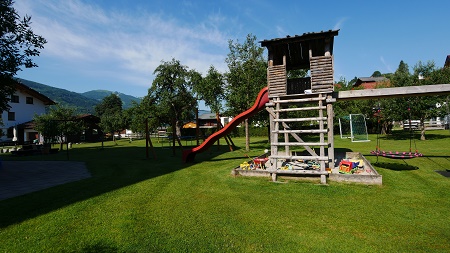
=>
[261,30,339,70]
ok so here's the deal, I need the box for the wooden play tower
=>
[260,30,339,184]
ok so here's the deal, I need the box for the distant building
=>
[182,112,234,130]
[445,55,450,68]
[353,77,389,89]
[73,114,102,142]
[1,80,55,143]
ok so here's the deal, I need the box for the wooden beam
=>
[334,84,450,101]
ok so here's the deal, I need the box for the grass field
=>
[0,130,449,252]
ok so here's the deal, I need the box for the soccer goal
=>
[339,114,370,142]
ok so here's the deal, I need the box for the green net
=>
[349,114,370,142]
[339,114,370,142]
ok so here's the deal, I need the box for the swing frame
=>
[371,104,423,160]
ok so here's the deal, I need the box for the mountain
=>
[16,78,141,114]
[82,90,142,109]
[17,78,99,114]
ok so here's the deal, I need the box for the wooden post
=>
[327,96,335,170]
[318,93,326,184]
[216,112,220,149]
[196,107,199,146]
[274,98,280,170]
[284,119,289,158]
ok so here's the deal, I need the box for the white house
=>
[0,80,55,143]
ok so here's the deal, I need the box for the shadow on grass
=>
[378,130,450,141]
[0,140,241,228]
[78,240,119,253]
[373,162,419,171]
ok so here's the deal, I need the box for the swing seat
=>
[370,150,423,159]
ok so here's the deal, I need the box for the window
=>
[8,112,15,121]
[26,97,34,104]
[11,95,19,103]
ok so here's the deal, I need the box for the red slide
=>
[183,87,269,162]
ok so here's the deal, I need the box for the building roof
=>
[77,114,100,122]
[354,77,389,89]
[445,55,450,67]
[15,80,56,105]
[356,77,387,83]
[260,30,339,70]
[17,120,36,129]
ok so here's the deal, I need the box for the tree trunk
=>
[175,120,182,137]
[245,118,250,151]
[172,118,176,156]
[216,112,220,148]
[420,119,426,140]
[381,121,389,135]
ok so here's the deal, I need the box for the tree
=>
[194,66,224,115]
[193,65,225,145]
[147,58,197,154]
[94,93,123,117]
[95,94,125,143]
[34,105,83,150]
[225,34,267,151]
[0,0,47,112]
[384,60,450,140]
[99,112,126,143]
[408,61,449,140]
[126,95,160,135]
[371,71,382,77]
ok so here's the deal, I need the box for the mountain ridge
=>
[16,78,141,114]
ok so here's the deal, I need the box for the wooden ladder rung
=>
[274,106,326,112]
[273,142,329,146]
[270,155,329,161]
[272,129,328,134]
[274,97,326,103]
[274,117,327,122]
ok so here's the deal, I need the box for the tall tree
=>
[0,0,46,112]
[193,65,225,144]
[95,94,125,143]
[225,34,267,151]
[99,112,126,143]
[147,58,197,154]
[194,66,224,115]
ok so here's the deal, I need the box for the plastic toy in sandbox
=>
[239,156,269,170]
[330,152,382,185]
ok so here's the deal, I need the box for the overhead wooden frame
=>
[334,84,450,101]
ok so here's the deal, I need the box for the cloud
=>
[333,17,349,30]
[380,56,393,73]
[15,0,231,88]
[275,25,288,37]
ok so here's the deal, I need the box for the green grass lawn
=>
[1,130,449,252]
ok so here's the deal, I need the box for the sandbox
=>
[232,152,382,185]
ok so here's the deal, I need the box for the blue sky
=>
[14,0,450,105]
